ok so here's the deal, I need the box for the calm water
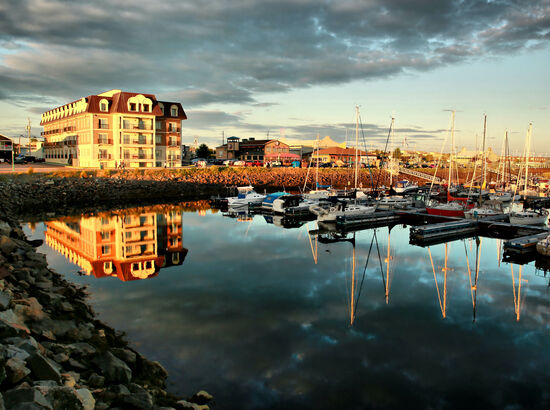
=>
[23,203,550,409]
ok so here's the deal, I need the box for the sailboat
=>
[310,106,377,222]
[303,134,331,200]
[426,111,473,217]
[509,123,548,225]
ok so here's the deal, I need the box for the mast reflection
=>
[44,207,187,281]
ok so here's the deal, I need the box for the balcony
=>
[131,154,153,160]
[122,122,153,131]
[98,124,109,130]
[98,139,113,145]
[98,154,112,160]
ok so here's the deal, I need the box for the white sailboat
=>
[509,123,547,225]
[310,106,377,222]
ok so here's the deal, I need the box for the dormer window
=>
[129,103,137,111]
[99,99,109,112]
[142,104,150,112]
[159,103,164,115]
[171,105,178,116]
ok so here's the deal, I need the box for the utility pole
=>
[26,118,31,155]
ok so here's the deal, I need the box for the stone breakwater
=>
[0,168,389,217]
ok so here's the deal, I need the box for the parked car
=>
[245,160,262,167]
[24,155,36,163]
[233,160,245,166]
[223,159,234,166]
[14,155,26,164]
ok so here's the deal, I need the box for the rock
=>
[0,235,17,255]
[75,388,95,410]
[0,290,12,310]
[67,358,88,371]
[176,400,209,410]
[6,345,31,361]
[111,348,137,365]
[0,319,30,338]
[66,342,96,357]
[6,356,31,384]
[93,351,132,384]
[3,386,53,410]
[14,297,46,321]
[41,386,84,410]
[116,383,154,410]
[0,220,11,236]
[61,373,76,388]
[106,383,131,396]
[5,337,40,356]
[26,352,62,383]
[0,309,25,327]
[191,390,214,405]
[87,373,105,388]
[53,352,69,363]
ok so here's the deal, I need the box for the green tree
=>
[196,143,211,159]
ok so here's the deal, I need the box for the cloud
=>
[1,0,549,109]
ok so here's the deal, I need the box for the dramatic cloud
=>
[1,0,549,141]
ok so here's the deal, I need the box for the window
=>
[159,103,164,115]
[101,245,111,255]
[98,133,108,144]
[142,104,150,112]
[129,103,137,111]
[100,102,108,112]
[155,135,161,144]
[98,119,108,129]
[171,106,178,116]
[125,231,132,239]
[100,231,110,240]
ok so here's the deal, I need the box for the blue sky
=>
[0,0,549,153]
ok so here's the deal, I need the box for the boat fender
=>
[330,206,336,212]
[474,210,478,217]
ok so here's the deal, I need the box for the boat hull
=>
[426,207,465,217]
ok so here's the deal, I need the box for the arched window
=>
[99,98,109,112]
[170,105,178,116]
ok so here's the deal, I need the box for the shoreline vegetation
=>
[1,166,550,408]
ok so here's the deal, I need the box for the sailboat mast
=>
[524,123,532,193]
[505,130,511,187]
[448,111,455,192]
[316,133,320,190]
[354,106,359,191]
[390,115,395,188]
[482,114,487,189]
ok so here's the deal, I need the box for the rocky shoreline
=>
[0,174,223,409]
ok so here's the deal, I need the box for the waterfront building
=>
[40,89,187,168]
[44,208,186,281]
[0,134,13,162]
[311,147,367,165]
[216,137,293,163]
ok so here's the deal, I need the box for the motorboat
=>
[509,209,548,225]
[488,191,513,202]
[464,200,505,219]
[376,196,412,210]
[310,200,377,223]
[261,192,287,211]
[394,180,418,194]
[273,194,314,215]
[226,187,266,208]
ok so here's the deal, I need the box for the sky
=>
[0,0,549,153]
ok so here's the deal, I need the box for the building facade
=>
[216,137,293,163]
[311,147,367,165]
[0,134,13,162]
[40,89,187,168]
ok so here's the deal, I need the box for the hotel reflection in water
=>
[44,209,187,281]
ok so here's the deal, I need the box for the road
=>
[0,162,70,174]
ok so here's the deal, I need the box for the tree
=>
[392,147,402,159]
[196,144,211,159]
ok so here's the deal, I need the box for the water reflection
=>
[44,206,187,281]
[22,202,550,409]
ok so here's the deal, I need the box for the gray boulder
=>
[93,351,132,384]
[3,387,53,410]
[26,352,62,383]
[0,290,12,310]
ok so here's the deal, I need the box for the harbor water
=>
[23,202,550,409]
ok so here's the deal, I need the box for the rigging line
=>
[428,247,445,316]
[374,230,386,293]
[374,118,394,195]
[511,264,518,317]
[464,241,475,308]
[359,113,375,190]
[428,114,452,198]
[353,229,378,320]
